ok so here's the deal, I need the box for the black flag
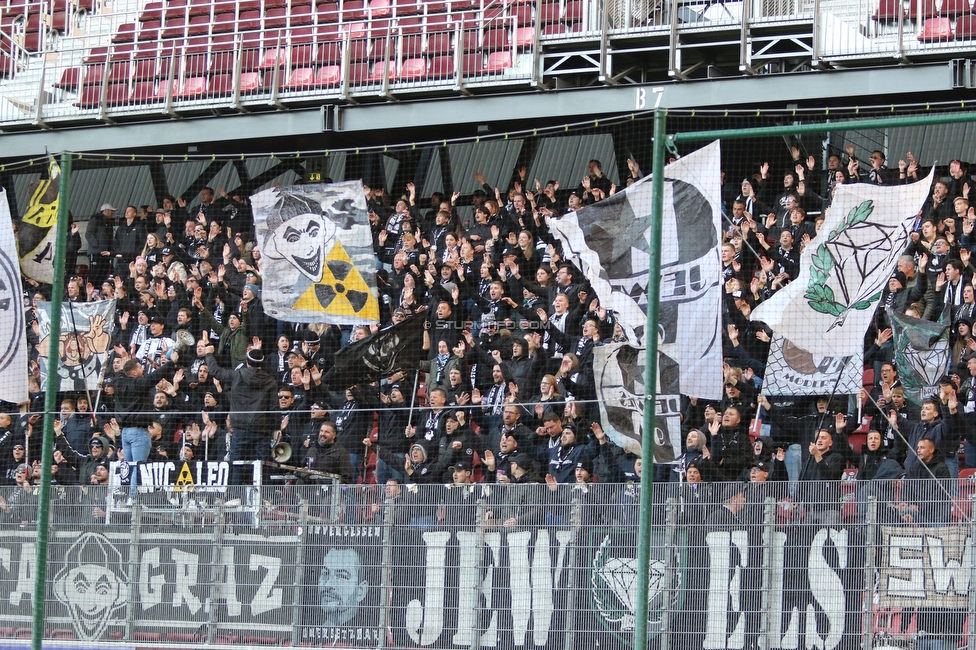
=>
[327,313,427,389]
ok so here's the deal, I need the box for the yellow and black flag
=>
[18,156,60,285]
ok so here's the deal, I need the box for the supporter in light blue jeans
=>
[122,426,152,464]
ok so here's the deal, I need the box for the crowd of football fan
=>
[1,144,975,535]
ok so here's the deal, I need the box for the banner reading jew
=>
[762,333,864,396]
[0,189,28,405]
[36,299,116,392]
[888,307,950,405]
[751,169,933,358]
[250,181,380,324]
[549,141,724,403]
[17,156,60,285]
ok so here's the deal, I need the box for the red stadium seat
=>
[956,13,976,36]
[342,0,368,20]
[918,16,951,39]
[565,0,583,21]
[485,49,510,71]
[291,42,315,66]
[907,0,937,17]
[137,20,161,40]
[82,63,105,85]
[315,64,342,85]
[292,2,315,24]
[368,58,394,80]
[370,36,391,59]
[395,0,423,14]
[874,0,906,19]
[429,54,455,76]
[55,67,80,89]
[483,27,509,49]
[260,48,287,68]
[399,56,427,77]
[112,22,136,42]
[212,13,236,33]
[285,66,316,87]
[513,4,533,25]
[132,80,159,101]
[515,26,534,47]
[186,13,210,35]
[940,0,971,15]
[369,0,392,17]
[461,51,483,72]
[266,7,287,27]
[427,30,453,54]
[179,76,208,95]
[400,32,424,55]
[74,84,102,108]
[238,9,261,30]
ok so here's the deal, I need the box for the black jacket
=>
[114,362,178,428]
[204,354,279,433]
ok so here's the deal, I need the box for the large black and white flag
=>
[549,143,723,459]
[548,142,724,406]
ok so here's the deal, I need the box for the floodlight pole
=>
[634,90,666,650]
[32,151,72,650]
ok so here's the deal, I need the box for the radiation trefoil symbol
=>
[804,200,894,331]
[293,241,379,320]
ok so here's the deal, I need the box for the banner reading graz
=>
[0,529,300,642]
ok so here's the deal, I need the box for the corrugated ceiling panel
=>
[207,162,241,197]
[448,140,524,194]
[163,160,211,200]
[12,173,40,217]
[887,123,976,168]
[527,134,620,190]
[245,157,280,179]
[420,148,444,198]
[327,152,347,181]
[69,166,156,218]
[252,168,301,193]
[383,155,400,193]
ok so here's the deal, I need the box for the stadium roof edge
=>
[0,62,956,159]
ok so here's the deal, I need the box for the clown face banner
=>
[251,181,380,325]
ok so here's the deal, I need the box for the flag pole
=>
[634,93,666,650]
[32,151,72,650]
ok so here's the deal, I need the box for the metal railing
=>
[2,478,974,648]
[2,0,976,126]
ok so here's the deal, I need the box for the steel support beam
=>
[0,63,958,159]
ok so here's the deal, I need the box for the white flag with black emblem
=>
[549,141,725,401]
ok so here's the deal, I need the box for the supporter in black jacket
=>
[114,356,178,464]
[706,408,753,481]
[305,420,353,484]
[205,348,278,485]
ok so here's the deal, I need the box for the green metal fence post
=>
[634,105,667,650]
[32,151,72,650]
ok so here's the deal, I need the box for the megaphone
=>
[272,442,292,463]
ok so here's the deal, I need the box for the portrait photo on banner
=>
[301,524,383,646]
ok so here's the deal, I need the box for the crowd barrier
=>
[3,478,974,648]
